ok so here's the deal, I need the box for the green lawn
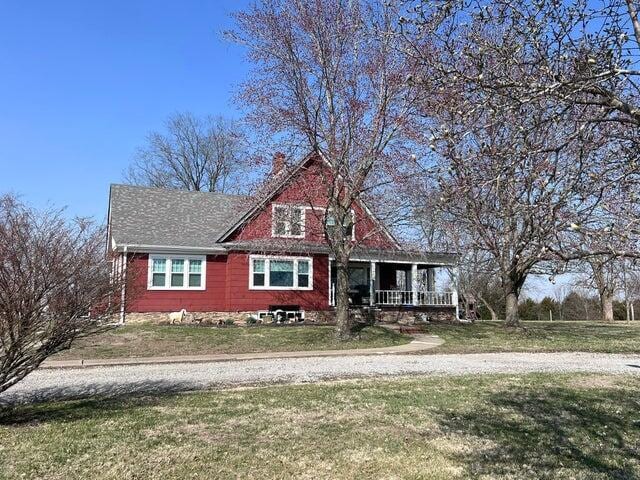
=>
[53,324,411,360]
[426,321,640,354]
[2,373,640,479]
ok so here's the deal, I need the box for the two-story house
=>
[107,154,459,324]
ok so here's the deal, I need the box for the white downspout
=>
[119,246,128,325]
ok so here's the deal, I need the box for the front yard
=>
[427,320,640,354]
[2,373,640,479]
[51,320,640,361]
[53,324,410,360]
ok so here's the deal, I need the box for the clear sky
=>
[0,0,250,221]
[0,1,575,300]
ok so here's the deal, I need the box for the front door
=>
[330,262,370,306]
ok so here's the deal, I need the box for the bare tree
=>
[398,0,640,325]
[404,0,640,256]
[578,256,624,322]
[126,112,248,193]
[230,0,419,339]
[0,194,127,394]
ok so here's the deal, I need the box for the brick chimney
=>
[272,152,286,176]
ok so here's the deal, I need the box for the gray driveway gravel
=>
[2,352,640,405]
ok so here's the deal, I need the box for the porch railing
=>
[329,285,455,307]
[375,290,413,305]
[375,290,454,306]
[415,291,455,306]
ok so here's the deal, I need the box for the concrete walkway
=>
[41,334,444,369]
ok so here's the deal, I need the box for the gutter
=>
[113,244,228,254]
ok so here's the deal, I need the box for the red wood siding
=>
[126,252,331,313]
[127,253,227,312]
[229,156,396,249]
[225,252,329,311]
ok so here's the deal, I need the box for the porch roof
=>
[223,240,458,266]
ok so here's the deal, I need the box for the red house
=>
[107,154,459,324]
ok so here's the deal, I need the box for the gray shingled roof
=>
[108,184,252,250]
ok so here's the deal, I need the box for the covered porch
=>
[328,258,458,308]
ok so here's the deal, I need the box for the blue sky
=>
[0,1,571,300]
[0,0,250,221]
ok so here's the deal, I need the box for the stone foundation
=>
[125,310,336,325]
[124,307,457,326]
[303,310,335,324]
[125,311,255,325]
[376,307,457,325]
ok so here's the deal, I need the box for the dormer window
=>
[272,204,305,238]
[326,210,355,240]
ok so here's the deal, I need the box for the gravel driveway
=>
[2,352,640,405]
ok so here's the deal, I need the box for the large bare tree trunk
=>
[504,291,519,327]
[600,292,615,322]
[334,256,351,340]
[503,275,524,327]
[590,259,619,322]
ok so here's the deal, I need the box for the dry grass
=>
[426,320,640,354]
[52,324,410,360]
[2,373,640,479]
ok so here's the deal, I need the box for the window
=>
[171,259,184,287]
[272,204,305,238]
[152,258,166,287]
[270,260,294,286]
[252,259,265,286]
[189,259,202,287]
[148,255,206,290]
[249,256,313,290]
[325,210,355,240]
[297,260,310,287]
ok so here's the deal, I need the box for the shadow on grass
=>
[439,385,640,478]
[0,378,195,423]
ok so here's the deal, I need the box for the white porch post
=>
[369,261,376,306]
[451,265,460,319]
[411,263,418,306]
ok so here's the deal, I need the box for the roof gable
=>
[219,154,400,248]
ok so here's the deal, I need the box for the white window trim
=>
[249,254,313,290]
[271,204,306,239]
[147,254,207,291]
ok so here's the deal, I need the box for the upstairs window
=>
[250,256,313,290]
[326,210,355,240]
[272,204,305,238]
[148,255,206,290]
